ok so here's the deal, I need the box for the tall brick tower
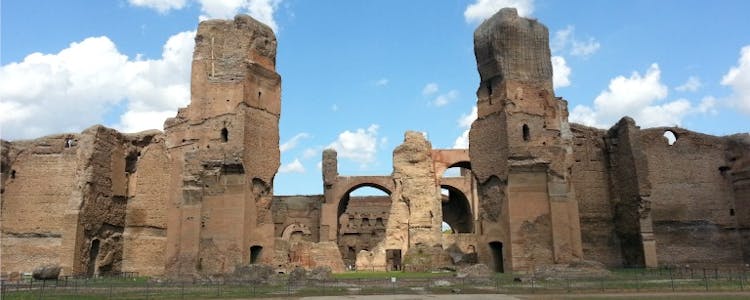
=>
[468,8,582,272]
[163,15,281,277]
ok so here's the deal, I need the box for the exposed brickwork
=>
[1,12,749,279]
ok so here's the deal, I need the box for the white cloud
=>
[422,82,439,96]
[464,0,535,23]
[302,148,318,159]
[375,78,389,87]
[551,25,600,58]
[721,45,750,115]
[279,158,305,173]
[551,56,571,89]
[432,90,459,107]
[327,124,380,167]
[551,25,573,53]
[0,31,195,140]
[675,76,702,92]
[279,132,310,152]
[458,106,478,128]
[130,0,282,32]
[569,63,716,128]
[571,37,601,57]
[128,0,187,13]
[331,104,339,111]
[453,106,478,149]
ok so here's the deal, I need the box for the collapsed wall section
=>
[1,135,79,275]
[641,128,744,265]
[1,126,161,277]
[570,124,622,267]
[603,118,655,267]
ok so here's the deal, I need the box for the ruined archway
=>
[440,185,473,233]
[281,223,312,243]
[337,184,391,268]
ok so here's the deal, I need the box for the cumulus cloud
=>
[721,45,750,115]
[569,63,716,128]
[327,124,380,167]
[464,0,535,23]
[423,83,459,107]
[0,31,195,140]
[374,78,389,87]
[279,158,305,173]
[198,0,282,32]
[453,106,478,149]
[128,0,187,13]
[551,56,571,89]
[552,25,600,58]
[675,76,702,92]
[302,148,318,159]
[432,90,459,107]
[130,0,282,32]
[279,132,310,152]
[422,82,439,96]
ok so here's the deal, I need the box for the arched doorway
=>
[337,185,391,268]
[440,185,473,233]
[440,161,475,234]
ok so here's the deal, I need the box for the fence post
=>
[39,279,46,300]
[636,272,640,292]
[703,268,708,291]
[109,282,113,299]
[669,267,675,292]
[741,269,745,291]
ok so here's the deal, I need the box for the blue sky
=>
[2,0,749,196]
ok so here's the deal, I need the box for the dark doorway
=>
[87,239,101,277]
[386,249,402,271]
[250,245,263,264]
[489,241,504,273]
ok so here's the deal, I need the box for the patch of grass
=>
[333,271,454,279]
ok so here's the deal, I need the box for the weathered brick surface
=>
[2,12,749,278]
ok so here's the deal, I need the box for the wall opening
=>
[522,124,530,142]
[489,241,504,273]
[386,249,402,271]
[440,185,474,233]
[337,185,391,268]
[221,128,229,142]
[730,209,736,216]
[250,245,263,264]
[87,239,101,277]
[125,152,139,174]
[663,130,677,145]
[11,170,16,179]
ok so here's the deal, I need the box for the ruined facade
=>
[2,10,749,278]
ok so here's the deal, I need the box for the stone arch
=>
[336,180,393,218]
[281,223,312,241]
[432,149,471,179]
[440,184,474,233]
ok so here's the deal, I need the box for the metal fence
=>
[2,266,749,299]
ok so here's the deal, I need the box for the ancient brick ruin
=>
[2,9,749,278]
